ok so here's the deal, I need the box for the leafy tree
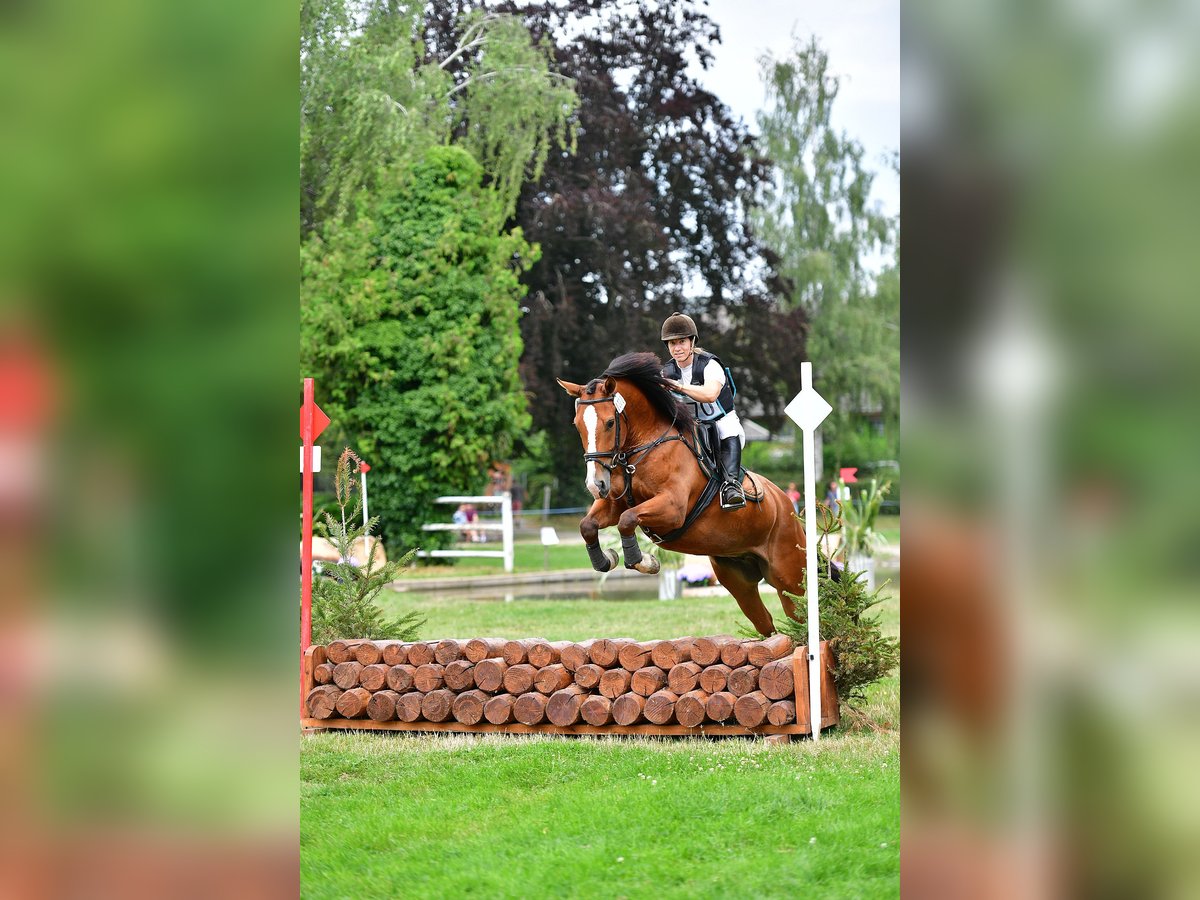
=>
[301,145,536,551]
[752,37,898,464]
[423,0,796,501]
[301,0,577,234]
[311,448,424,645]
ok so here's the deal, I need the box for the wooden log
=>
[767,700,797,726]
[326,639,368,665]
[395,691,426,723]
[407,642,436,667]
[534,664,573,694]
[747,634,794,667]
[332,661,363,690]
[464,638,507,663]
[759,657,794,701]
[667,662,703,694]
[618,640,662,672]
[631,666,667,697]
[573,663,604,690]
[727,665,760,697]
[651,637,696,669]
[473,658,508,693]
[559,640,597,672]
[452,689,489,725]
[483,693,516,725]
[413,663,446,693]
[513,692,548,725]
[443,660,476,692]
[580,694,613,726]
[546,685,587,726]
[698,664,732,694]
[720,640,750,667]
[385,664,416,693]
[793,641,841,732]
[358,663,389,692]
[335,687,371,719]
[675,689,710,728]
[644,690,679,725]
[502,663,537,695]
[367,689,399,722]
[502,639,544,665]
[705,691,737,723]
[381,641,409,666]
[314,662,335,685]
[691,635,738,666]
[599,668,632,699]
[733,690,771,727]
[354,640,387,666]
[305,685,342,719]
[434,639,465,666]
[588,638,635,668]
[528,640,572,668]
[421,689,455,723]
[612,692,647,726]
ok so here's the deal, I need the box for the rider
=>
[659,312,746,509]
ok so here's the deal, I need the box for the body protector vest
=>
[662,351,737,423]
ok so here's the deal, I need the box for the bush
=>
[775,510,899,723]
[310,449,425,645]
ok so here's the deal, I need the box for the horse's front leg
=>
[579,498,621,573]
[617,494,687,575]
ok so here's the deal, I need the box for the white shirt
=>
[678,357,742,443]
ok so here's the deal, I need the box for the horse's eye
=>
[605,419,615,430]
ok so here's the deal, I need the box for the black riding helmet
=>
[661,312,698,342]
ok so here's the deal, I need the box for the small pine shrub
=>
[775,507,900,725]
[310,448,425,645]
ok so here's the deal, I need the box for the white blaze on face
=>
[583,404,601,497]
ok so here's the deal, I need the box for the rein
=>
[575,395,683,503]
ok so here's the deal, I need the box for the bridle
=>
[575,392,684,503]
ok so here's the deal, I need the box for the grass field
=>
[302,584,899,897]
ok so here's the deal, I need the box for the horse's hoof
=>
[634,556,661,576]
[602,549,620,571]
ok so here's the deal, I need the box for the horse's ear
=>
[556,378,582,398]
[603,377,616,395]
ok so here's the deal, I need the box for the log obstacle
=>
[302,635,839,739]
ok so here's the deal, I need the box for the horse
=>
[556,351,807,636]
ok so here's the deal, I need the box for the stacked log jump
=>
[302,635,839,739]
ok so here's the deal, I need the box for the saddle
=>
[644,422,764,544]
[690,422,763,501]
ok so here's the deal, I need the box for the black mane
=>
[588,351,696,430]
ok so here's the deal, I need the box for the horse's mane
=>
[588,351,696,430]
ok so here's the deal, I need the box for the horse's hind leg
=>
[710,556,776,637]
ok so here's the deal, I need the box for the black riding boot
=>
[719,436,746,509]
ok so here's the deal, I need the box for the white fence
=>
[416,493,514,573]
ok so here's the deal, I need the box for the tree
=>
[301,145,536,552]
[301,1,577,234]
[752,37,897,464]
[422,0,793,500]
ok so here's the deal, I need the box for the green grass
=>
[304,576,900,897]
[302,732,898,898]
[400,540,590,579]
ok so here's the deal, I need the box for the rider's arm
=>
[669,360,725,404]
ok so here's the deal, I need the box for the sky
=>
[694,0,900,219]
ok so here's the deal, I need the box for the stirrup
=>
[720,482,746,510]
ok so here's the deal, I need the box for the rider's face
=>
[666,337,694,367]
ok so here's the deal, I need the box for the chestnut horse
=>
[557,352,806,635]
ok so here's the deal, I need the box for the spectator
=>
[452,504,470,542]
[824,478,841,516]
[785,481,801,513]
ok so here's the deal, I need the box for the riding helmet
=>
[661,312,698,342]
